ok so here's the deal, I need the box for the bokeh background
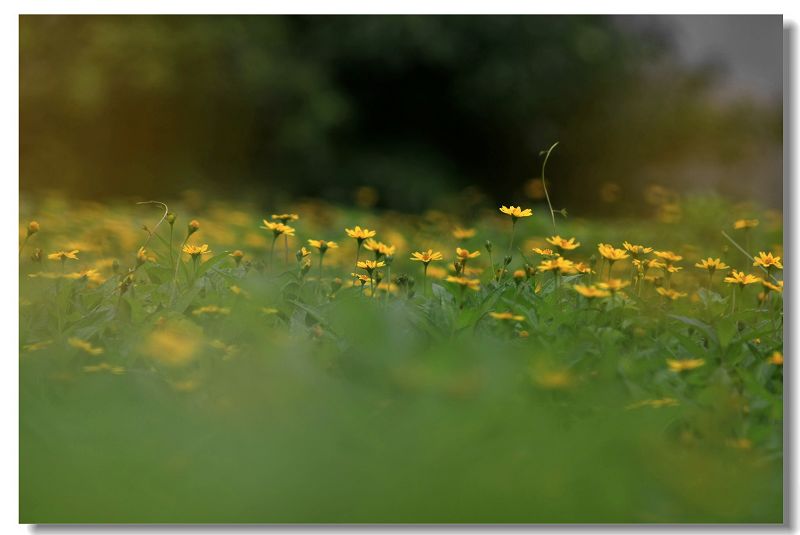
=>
[20,15,782,214]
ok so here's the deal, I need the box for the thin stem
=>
[169,224,175,270]
[270,236,277,272]
[385,266,391,305]
[423,263,429,297]
[19,235,29,259]
[507,220,517,256]
[171,235,190,305]
[540,141,559,235]
[284,234,289,266]
[355,242,361,273]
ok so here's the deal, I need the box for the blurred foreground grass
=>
[20,192,782,523]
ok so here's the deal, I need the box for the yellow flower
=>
[83,363,125,375]
[753,251,782,270]
[445,275,481,290]
[357,260,386,272]
[531,247,557,257]
[297,246,311,258]
[695,257,729,272]
[622,242,653,256]
[410,249,443,264]
[762,279,783,293]
[141,320,202,367]
[597,243,629,262]
[452,227,476,240]
[656,287,687,300]
[271,213,299,222]
[626,398,679,410]
[48,249,79,261]
[364,239,396,257]
[531,368,573,390]
[455,247,481,260]
[538,257,575,274]
[724,270,761,287]
[307,239,338,252]
[260,220,295,237]
[489,311,525,321]
[68,337,104,356]
[574,284,611,298]
[666,358,705,372]
[426,265,447,279]
[665,265,683,274]
[64,269,105,286]
[350,273,371,285]
[22,340,52,352]
[597,279,630,292]
[499,205,533,219]
[136,246,149,265]
[192,305,231,316]
[734,219,759,230]
[345,226,376,241]
[654,250,682,263]
[546,235,581,250]
[182,244,212,258]
[769,351,783,365]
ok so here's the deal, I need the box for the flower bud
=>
[167,212,176,225]
[232,251,245,267]
[331,277,343,293]
[485,240,493,253]
[27,221,39,236]
[188,219,200,236]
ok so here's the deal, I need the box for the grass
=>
[19,191,783,523]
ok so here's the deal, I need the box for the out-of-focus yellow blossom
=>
[574,284,611,298]
[452,227,476,240]
[445,275,480,290]
[489,311,525,321]
[734,219,759,230]
[666,358,705,372]
[656,287,687,300]
[48,250,79,261]
[68,337,104,356]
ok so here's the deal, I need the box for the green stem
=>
[19,235,29,259]
[540,141,559,235]
[171,236,190,305]
[168,224,175,270]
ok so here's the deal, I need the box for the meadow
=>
[19,186,783,523]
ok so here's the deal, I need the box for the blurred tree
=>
[20,15,781,213]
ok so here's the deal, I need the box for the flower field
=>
[19,190,783,523]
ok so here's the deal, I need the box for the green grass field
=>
[19,191,783,523]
